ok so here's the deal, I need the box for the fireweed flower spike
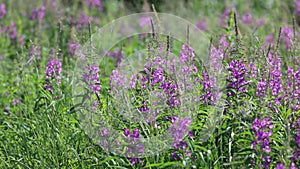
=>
[68,42,80,57]
[30,4,46,24]
[0,3,6,19]
[251,117,273,168]
[86,0,102,12]
[82,64,101,94]
[227,59,248,97]
[44,60,62,91]
[241,12,253,24]
[291,116,300,167]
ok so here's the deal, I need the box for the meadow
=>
[0,0,300,168]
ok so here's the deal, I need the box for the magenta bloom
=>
[12,99,19,106]
[295,0,300,15]
[265,34,274,44]
[30,5,46,24]
[241,12,253,24]
[68,42,80,57]
[44,60,62,91]
[0,3,6,19]
[196,20,207,31]
[82,64,101,94]
[86,0,102,11]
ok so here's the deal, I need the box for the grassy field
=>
[0,0,300,168]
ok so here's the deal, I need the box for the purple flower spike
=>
[44,60,62,91]
[0,3,6,19]
[241,12,253,24]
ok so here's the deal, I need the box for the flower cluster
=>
[0,3,6,19]
[167,116,191,149]
[227,59,248,97]
[291,116,300,168]
[284,67,300,110]
[29,4,46,24]
[82,64,101,94]
[86,0,102,12]
[44,60,62,91]
[251,117,273,168]
[110,69,126,90]
[122,128,144,165]
[7,22,17,42]
[296,0,300,15]
[280,27,293,50]
[106,49,124,67]
[68,42,80,57]
[241,12,253,24]
[29,45,41,60]
[219,7,237,27]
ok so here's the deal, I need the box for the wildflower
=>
[275,164,284,169]
[295,0,300,15]
[44,60,62,91]
[12,99,19,106]
[82,64,101,94]
[30,5,46,24]
[241,12,253,24]
[219,7,237,27]
[280,27,293,49]
[86,0,102,12]
[29,45,41,60]
[76,11,93,30]
[8,22,17,41]
[139,16,151,27]
[0,3,6,19]
[256,18,264,27]
[19,35,25,46]
[252,117,273,168]
[265,34,274,44]
[227,59,248,97]
[110,69,126,90]
[68,42,80,57]
[106,50,124,67]
[167,116,191,149]
[196,20,207,31]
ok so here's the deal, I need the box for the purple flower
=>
[68,42,80,57]
[129,157,142,165]
[241,12,253,24]
[275,164,284,169]
[295,0,300,15]
[110,69,126,90]
[8,22,17,41]
[265,34,274,44]
[44,60,62,91]
[219,7,237,27]
[106,50,124,67]
[29,45,41,60]
[167,116,191,149]
[30,5,46,24]
[86,0,102,12]
[256,18,264,27]
[256,80,267,97]
[262,156,271,168]
[12,99,19,106]
[139,16,151,27]
[281,27,293,49]
[76,11,93,30]
[0,3,6,19]
[19,35,25,46]
[196,20,207,31]
[82,64,101,94]
[227,59,248,97]
[180,44,195,63]
[252,117,273,153]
